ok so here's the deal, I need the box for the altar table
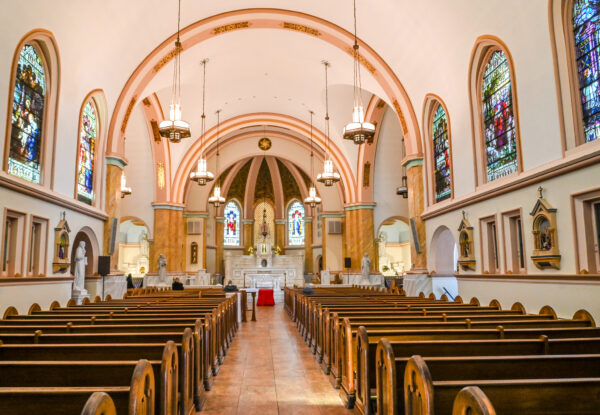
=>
[256,289,275,306]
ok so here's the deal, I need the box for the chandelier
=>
[120,171,132,198]
[317,61,341,187]
[190,59,214,185]
[304,111,322,208]
[208,110,225,208]
[158,0,191,143]
[342,0,375,145]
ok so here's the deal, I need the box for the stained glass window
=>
[432,104,451,202]
[481,50,518,182]
[8,44,46,184]
[224,201,241,246]
[77,100,98,204]
[288,201,305,246]
[573,0,600,143]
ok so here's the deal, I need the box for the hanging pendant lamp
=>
[190,59,215,185]
[120,171,132,198]
[304,110,322,208]
[208,110,225,208]
[342,0,375,145]
[317,61,341,187]
[158,0,191,143]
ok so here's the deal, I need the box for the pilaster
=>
[152,204,184,272]
[103,156,127,270]
[304,218,313,274]
[405,159,427,270]
[215,217,224,275]
[275,219,286,254]
[344,204,376,272]
[242,220,254,254]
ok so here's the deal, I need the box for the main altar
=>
[224,236,304,289]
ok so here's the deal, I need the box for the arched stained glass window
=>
[223,201,241,246]
[77,100,98,204]
[481,50,518,182]
[432,104,451,202]
[8,44,46,184]
[288,201,305,246]
[573,0,600,143]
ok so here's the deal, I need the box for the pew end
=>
[376,338,397,415]
[161,340,179,415]
[510,302,526,314]
[28,303,41,315]
[404,355,434,415]
[451,386,496,415]
[2,306,18,319]
[81,392,118,415]
[573,309,596,327]
[539,305,557,319]
[129,359,156,415]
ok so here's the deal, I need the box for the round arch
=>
[377,216,411,275]
[430,225,458,275]
[106,8,421,161]
[69,226,100,278]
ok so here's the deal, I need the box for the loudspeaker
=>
[98,256,111,276]
[344,257,351,269]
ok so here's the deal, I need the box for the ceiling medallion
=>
[258,137,272,151]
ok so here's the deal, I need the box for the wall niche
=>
[530,187,560,270]
[52,212,71,273]
[457,211,475,271]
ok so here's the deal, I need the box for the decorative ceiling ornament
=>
[120,171,132,198]
[304,110,322,208]
[342,0,375,145]
[158,0,191,143]
[208,110,226,208]
[317,61,341,187]
[258,137,272,151]
[190,59,215,186]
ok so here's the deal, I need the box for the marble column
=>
[151,205,184,272]
[275,220,286,254]
[215,217,224,275]
[103,156,127,271]
[321,216,328,270]
[344,204,376,272]
[242,220,253,254]
[304,218,313,274]
[405,159,427,271]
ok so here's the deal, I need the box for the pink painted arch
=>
[106,8,421,159]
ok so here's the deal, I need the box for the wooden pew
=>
[358,328,600,415]
[81,392,118,415]
[0,359,155,415]
[401,355,600,415]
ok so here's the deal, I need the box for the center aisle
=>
[201,303,351,415]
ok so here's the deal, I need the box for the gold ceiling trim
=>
[282,22,321,37]
[153,44,183,73]
[121,96,137,134]
[393,100,408,135]
[346,47,376,74]
[213,21,250,35]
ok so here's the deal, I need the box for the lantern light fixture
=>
[190,59,214,185]
[304,110,322,208]
[120,171,132,198]
[208,110,226,208]
[317,61,341,187]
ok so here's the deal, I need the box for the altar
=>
[224,239,304,289]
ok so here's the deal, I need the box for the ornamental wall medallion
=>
[258,137,272,151]
[530,187,560,270]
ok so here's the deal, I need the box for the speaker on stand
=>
[344,257,351,285]
[98,256,110,299]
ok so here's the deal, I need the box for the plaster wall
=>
[0,280,72,317]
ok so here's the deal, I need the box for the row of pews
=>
[284,286,600,415]
[0,287,238,415]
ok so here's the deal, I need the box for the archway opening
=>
[377,218,411,276]
[117,219,150,278]
[70,232,93,277]
[430,225,459,299]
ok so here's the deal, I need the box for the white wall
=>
[0,279,73,317]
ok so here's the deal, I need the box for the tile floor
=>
[200,303,351,414]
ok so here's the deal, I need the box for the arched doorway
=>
[429,225,459,299]
[377,217,411,275]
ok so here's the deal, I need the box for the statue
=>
[158,254,167,284]
[361,253,371,281]
[140,231,149,258]
[247,246,254,256]
[73,241,87,292]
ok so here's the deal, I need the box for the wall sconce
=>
[396,175,408,198]
[120,171,132,198]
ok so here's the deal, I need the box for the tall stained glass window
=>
[8,44,46,184]
[432,104,451,202]
[77,100,98,204]
[288,201,305,246]
[223,201,241,246]
[481,50,518,182]
[573,0,600,143]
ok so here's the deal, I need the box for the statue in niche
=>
[158,254,167,283]
[73,241,87,292]
[460,232,470,257]
[361,253,371,280]
[58,234,68,259]
[190,242,198,264]
[538,218,552,251]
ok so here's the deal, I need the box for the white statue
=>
[158,254,167,283]
[73,241,87,292]
[361,253,371,282]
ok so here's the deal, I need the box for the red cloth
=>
[256,289,275,306]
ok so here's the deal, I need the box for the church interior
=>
[1,0,600,414]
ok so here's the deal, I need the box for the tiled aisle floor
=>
[200,303,351,415]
